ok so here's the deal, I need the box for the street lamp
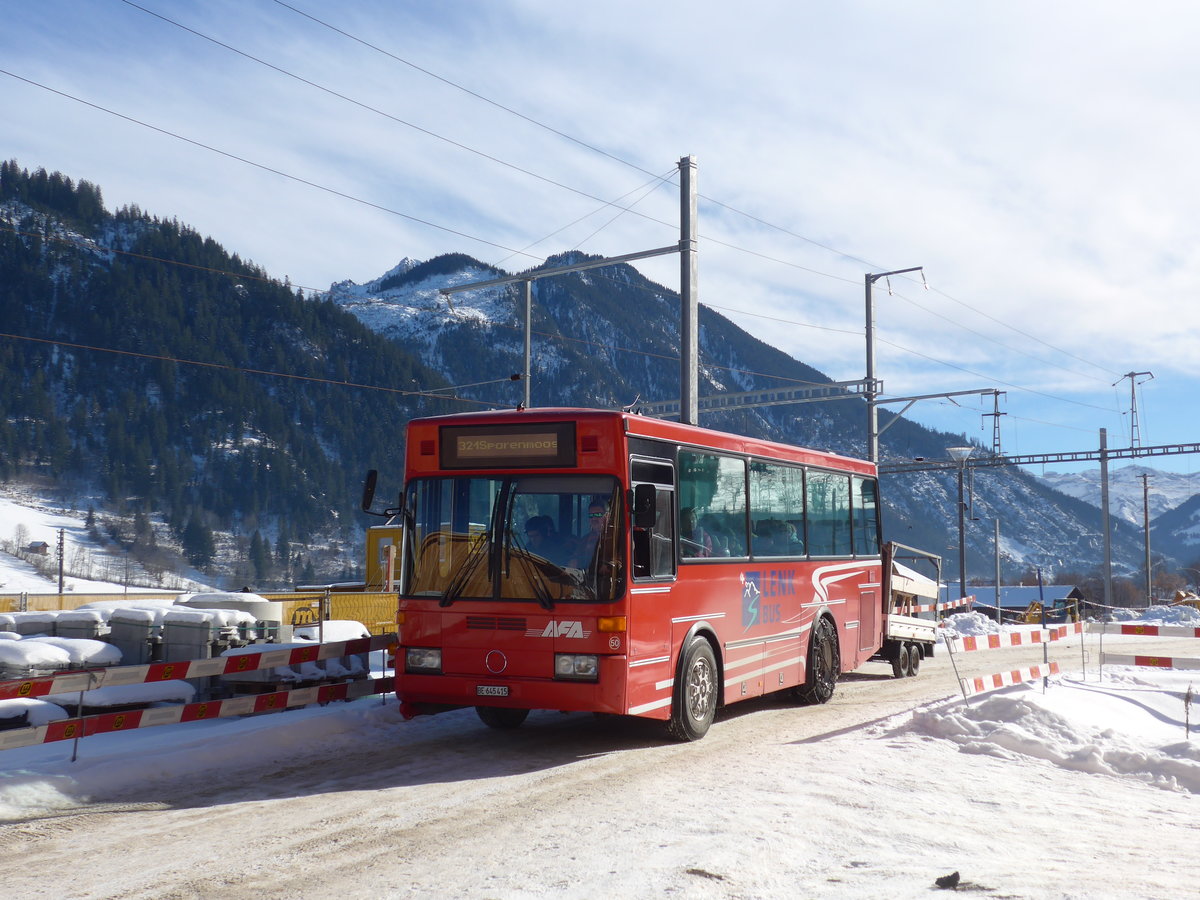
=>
[947,446,974,604]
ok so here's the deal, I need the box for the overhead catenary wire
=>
[1,214,1120,418]
[264,0,1124,391]
[0,331,498,408]
[82,1,1126,409]
[4,10,1139,430]
[0,221,849,394]
[0,69,544,261]
[116,1,680,238]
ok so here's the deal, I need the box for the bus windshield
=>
[403,474,624,607]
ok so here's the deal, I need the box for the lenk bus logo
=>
[741,571,792,629]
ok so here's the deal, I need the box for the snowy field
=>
[0,613,1198,898]
[0,493,210,594]
[4,499,1200,897]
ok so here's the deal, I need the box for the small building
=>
[26,541,50,556]
[942,584,1084,621]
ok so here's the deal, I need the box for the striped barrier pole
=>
[959,661,1060,697]
[894,595,975,617]
[946,623,1077,654]
[1085,623,1200,638]
[0,633,397,701]
[1099,654,1200,671]
[0,676,395,752]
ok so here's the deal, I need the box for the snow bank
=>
[0,698,69,727]
[79,598,179,613]
[1128,604,1200,626]
[294,620,371,642]
[44,680,196,708]
[937,611,1001,640]
[21,637,122,667]
[162,607,256,629]
[908,671,1200,794]
[0,640,72,671]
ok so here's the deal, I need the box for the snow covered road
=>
[2,632,1199,899]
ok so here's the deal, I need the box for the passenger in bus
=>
[524,515,572,567]
[569,500,610,568]
[701,515,733,557]
[754,519,796,556]
[680,507,713,558]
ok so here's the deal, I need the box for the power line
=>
[924,282,1122,379]
[0,68,542,261]
[3,202,1121,422]
[873,333,1113,415]
[270,0,660,181]
[265,2,1117,388]
[2,218,841,396]
[0,331,496,407]
[118,0,679,237]
[883,285,1117,387]
[490,168,678,270]
[77,3,1117,400]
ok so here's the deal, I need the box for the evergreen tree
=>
[182,515,215,568]
[249,529,271,582]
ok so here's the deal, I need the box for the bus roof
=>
[409,407,876,476]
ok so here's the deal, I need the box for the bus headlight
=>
[405,647,442,674]
[554,653,598,681]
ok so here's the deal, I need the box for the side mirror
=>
[633,483,657,529]
[361,470,379,513]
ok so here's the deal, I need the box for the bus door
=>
[628,457,676,689]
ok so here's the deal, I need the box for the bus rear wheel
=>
[667,636,717,741]
[892,642,912,678]
[796,616,839,705]
[476,706,530,730]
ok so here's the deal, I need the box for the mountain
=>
[0,161,1160,592]
[1149,495,1200,571]
[327,250,1151,585]
[1037,466,1200,524]
[0,161,455,588]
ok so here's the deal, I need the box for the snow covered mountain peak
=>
[1038,466,1200,524]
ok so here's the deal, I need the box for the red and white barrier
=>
[1086,623,1200,639]
[960,661,1060,697]
[1099,654,1200,671]
[0,676,394,751]
[895,594,975,616]
[0,634,396,702]
[947,622,1079,654]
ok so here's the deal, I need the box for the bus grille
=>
[465,615,527,632]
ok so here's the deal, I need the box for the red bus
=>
[389,407,889,740]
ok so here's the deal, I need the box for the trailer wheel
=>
[667,636,718,741]
[475,706,530,730]
[891,643,911,679]
[908,643,922,676]
[796,616,840,705]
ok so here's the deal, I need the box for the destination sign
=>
[440,422,577,469]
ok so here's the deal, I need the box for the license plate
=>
[476,685,509,697]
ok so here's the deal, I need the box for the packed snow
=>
[0,607,1197,897]
[3,520,1200,896]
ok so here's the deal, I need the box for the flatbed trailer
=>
[876,543,941,677]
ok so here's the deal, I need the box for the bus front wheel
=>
[667,636,718,741]
[796,616,840,705]
[476,706,530,730]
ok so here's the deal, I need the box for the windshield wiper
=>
[439,529,491,607]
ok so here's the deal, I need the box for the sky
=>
[2,600,1200,896]
[3,1,1200,478]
